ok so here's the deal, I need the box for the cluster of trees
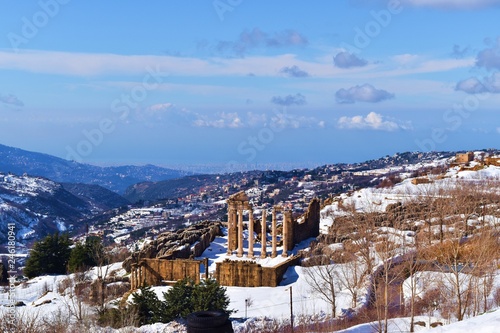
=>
[24,233,106,278]
[22,234,232,329]
[310,179,500,333]
[98,278,231,328]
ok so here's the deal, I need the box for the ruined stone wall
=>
[293,198,320,244]
[123,221,221,272]
[130,259,201,289]
[273,255,301,284]
[215,260,263,287]
[215,255,301,287]
[192,224,221,257]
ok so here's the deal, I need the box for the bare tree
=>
[434,239,475,320]
[0,308,43,333]
[373,238,403,333]
[469,231,499,315]
[400,195,430,333]
[90,239,111,311]
[61,272,92,323]
[335,250,367,309]
[303,255,338,318]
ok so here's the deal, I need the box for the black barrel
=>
[186,310,234,333]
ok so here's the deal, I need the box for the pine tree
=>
[24,233,72,278]
[162,278,196,319]
[191,278,231,313]
[131,285,167,325]
[68,236,105,272]
[130,278,232,325]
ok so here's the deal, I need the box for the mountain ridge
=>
[0,144,189,193]
[123,150,467,203]
[0,172,130,249]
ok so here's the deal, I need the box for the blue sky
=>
[1,0,500,171]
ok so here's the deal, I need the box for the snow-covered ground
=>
[2,159,500,332]
[333,310,500,333]
[3,263,499,332]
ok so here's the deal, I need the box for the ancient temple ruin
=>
[226,191,295,259]
[127,192,321,289]
[217,191,320,287]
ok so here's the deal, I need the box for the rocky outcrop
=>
[123,221,222,272]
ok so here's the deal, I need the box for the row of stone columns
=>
[228,205,291,259]
[131,263,146,290]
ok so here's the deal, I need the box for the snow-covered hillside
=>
[2,152,500,332]
[0,172,128,251]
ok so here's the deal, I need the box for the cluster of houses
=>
[411,152,500,185]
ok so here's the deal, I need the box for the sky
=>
[1,0,500,171]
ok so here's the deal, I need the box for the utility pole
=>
[244,297,252,319]
[245,298,248,319]
[289,286,294,333]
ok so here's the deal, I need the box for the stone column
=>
[138,264,143,288]
[282,211,288,257]
[227,205,236,255]
[260,210,267,258]
[248,207,254,258]
[131,265,136,289]
[271,208,277,258]
[237,206,244,257]
[136,266,140,289]
[286,210,294,254]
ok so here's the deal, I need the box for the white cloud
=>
[246,112,267,127]
[333,51,368,68]
[337,112,403,131]
[392,54,420,66]
[476,37,500,70]
[0,49,475,82]
[279,65,309,78]
[147,103,174,113]
[271,93,307,106]
[0,93,24,107]
[271,114,321,129]
[0,50,325,78]
[456,73,500,94]
[379,58,475,78]
[192,111,324,130]
[455,77,488,94]
[336,84,394,104]
[193,112,243,129]
[213,28,308,56]
[401,0,500,9]
[136,103,197,126]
